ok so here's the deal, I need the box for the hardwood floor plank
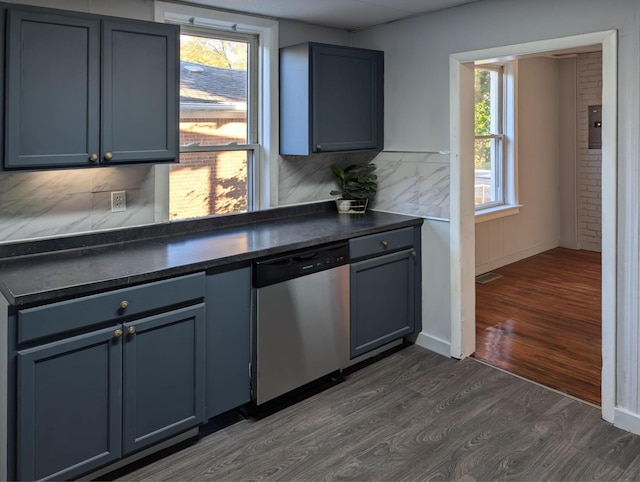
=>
[475,247,602,405]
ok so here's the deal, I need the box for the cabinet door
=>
[206,267,251,418]
[350,249,416,358]
[5,8,101,169]
[122,304,205,454]
[102,20,178,165]
[17,326,122,481]
[311,45,383,153]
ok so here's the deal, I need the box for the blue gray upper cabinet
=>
[4,6,178,170]
[102,20,178,165]
[280,42,384,155]
[5,8,100,169]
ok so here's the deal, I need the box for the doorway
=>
[472,49,603,405]
[449,31,617,421]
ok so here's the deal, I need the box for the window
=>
[474,61,518,219]
[154,2,278,222]
[170,30,257,220]
[474,66,504,208]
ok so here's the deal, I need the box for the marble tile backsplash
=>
[1,151,450,244]
[0,165,155,243]
[278,150,450,220]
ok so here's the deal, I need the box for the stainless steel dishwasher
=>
[252,242,350,405]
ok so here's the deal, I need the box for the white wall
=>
[475,57,561,274]
[415,219,451,356]
[279,19,349,47]
[352,0,640,431]
[558,57,578,249]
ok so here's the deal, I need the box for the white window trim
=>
[475,203,522,223]
[475,60,519,222]
[153,2,279,221]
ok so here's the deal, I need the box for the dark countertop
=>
[0,205,422,307]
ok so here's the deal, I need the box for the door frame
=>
[449,30,617,422]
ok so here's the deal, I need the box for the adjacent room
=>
[472,47,603,406]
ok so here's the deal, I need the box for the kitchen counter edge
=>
[0,207,423,308]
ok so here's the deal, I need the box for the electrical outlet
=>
[111,191,126,212]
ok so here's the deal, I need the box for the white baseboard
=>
[476,240,558,275]
[415,331,451,357]
[614,407,640,435]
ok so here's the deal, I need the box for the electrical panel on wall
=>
[588,105,602,150]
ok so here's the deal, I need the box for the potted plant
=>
[330,163,378,213]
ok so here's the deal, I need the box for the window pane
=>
[474,68,492,136]
[475,138,499,206]
[180,34,248,146]
[170,151,248,220]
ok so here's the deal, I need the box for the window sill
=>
[475,204,522,223]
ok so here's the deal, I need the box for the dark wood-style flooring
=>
[113,345,640,481]
[475,247,601,405]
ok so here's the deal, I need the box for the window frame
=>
[474,60,520,222]
[178,27,259,213]
[153,1,279,221]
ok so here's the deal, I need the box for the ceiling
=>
[182,0,481,31]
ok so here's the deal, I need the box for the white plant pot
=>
[336,200,352,213]
[335,199,368,214]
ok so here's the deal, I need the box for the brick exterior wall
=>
[577,51,602,250]
[170,117,248,220]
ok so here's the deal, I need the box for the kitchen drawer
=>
[349,227,415,260]
[17,272,205,344]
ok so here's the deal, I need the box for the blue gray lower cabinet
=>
[17,326,123,481]
[122,304,206,454]
[15,274,206,481]
[349,225,422,358]
[205,267,251,419]
[350,249,416,357]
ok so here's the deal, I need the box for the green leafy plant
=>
[329,163,378,200]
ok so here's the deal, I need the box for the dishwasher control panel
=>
[253,242,349,288]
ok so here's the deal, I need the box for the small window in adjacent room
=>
[474,61,519,220]
[170,30,258,220]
